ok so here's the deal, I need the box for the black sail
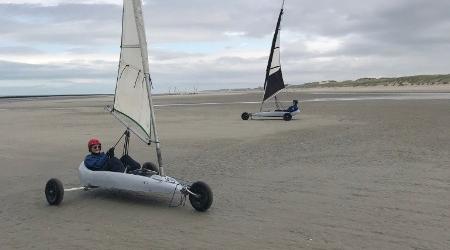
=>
[263,2,285,102]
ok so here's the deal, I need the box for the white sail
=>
[112,0,152,143]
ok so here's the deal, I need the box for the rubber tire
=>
[45,178,64,206]
[283,113,292,121]
[241,112,250,120]
[189,181,213,212]
[142,161,159,173]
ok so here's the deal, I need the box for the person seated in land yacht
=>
[84,138,140,172]
[276,100,299,112]
[286,99,299,112]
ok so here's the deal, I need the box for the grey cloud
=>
[0,60,115,80]
[0,3,121,45]
[150,50,203,61]
[0,46,43,54]
[1,0,450,95]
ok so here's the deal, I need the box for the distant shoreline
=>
[2,74,449,98]
[0,94,112,99]
[293,84,450,93]
[1,83,449,100]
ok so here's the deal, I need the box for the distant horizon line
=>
[0,94,113,99]
[0,89,262,99]
[2,73,449,98]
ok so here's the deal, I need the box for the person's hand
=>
[106,147,115,157]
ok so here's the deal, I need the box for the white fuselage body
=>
[252,109,300,118]
[78,162,183,194]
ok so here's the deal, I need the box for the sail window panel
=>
[269,49,281,75]
[269,32,281,74]
[274,30,281,50]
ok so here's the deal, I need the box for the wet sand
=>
[0,90,449,249]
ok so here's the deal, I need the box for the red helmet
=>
[88,138,101,151]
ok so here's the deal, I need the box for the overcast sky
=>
[1,0,449,95]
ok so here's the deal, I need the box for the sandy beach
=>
[0,89,449,249]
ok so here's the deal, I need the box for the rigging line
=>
[118,60,141,72]
[119,65,129,79]
[274,96,280,109]
[169,184,179,207]
[123,129,130,156]
[140,75,145,88]
[262,88,285,103]
[169,184,186,207]
[109,110,151,145]
[274,96,285,109]
[112,130,128,149]
[133,70,141,88]
[148,74,154,89]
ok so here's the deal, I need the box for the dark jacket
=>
[84,152,108,171]
[287,104,299,112]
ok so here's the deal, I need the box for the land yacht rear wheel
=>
[241,112,250,120]
[283,113,292,121]
[45,178,64,205]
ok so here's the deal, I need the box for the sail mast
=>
[131,0,165,176]
[260,0,285,111]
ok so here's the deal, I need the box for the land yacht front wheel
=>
[45,178,64,205]
[188,181,213,212]
[241,112,250,120]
